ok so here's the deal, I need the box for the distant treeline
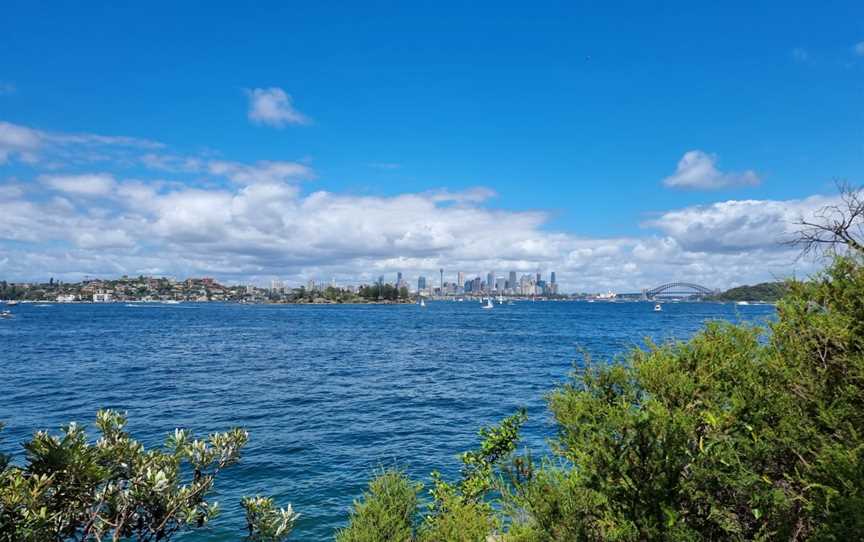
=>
[710,281,788,302]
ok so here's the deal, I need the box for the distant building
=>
[551,271,556,284]
[520,274,536,296]
[93,292,112,303]
[487,271,495,292]
[418,276,427,291]
[457,271,465,289]
[509,271,517,291]
[495,277,506,292]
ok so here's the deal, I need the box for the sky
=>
[0,1,862,292]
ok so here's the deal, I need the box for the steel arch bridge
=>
[645,282,715,297]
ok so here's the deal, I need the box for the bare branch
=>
[788,181,864,259]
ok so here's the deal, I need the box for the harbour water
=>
[0,300,775,539]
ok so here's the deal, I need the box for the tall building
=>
[440,268,444,294]
[551,271,556,284]
[457,271,465,289]
[536,272,541,284]
[495,277,506,292]
[487,271,495,292]
[520,273,538,296]
[418,276,427,291]
[397,271,402,284]
[509,271,517,291]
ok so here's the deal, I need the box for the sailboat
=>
[654,303,662,312]
[482,298,494,310]
[498,294,504,305]
[419,298,426,308]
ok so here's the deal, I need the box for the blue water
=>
[0,300,774,539]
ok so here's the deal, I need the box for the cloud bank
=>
[0,120,827,291]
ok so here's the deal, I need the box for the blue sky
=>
[0,2,862,290]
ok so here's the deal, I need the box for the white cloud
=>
[0,121,829,291]
[0,120,163,166]
[0,170,828,291]
[427,187,497,204]
[0,121,42,163]
[246,87,309,127]
[207,159,313,184]
[48,131,163,149]
[855,42,864,56]
[140,153,204,173]
[646,195,835,252]
[662,150,760,190]
[40,173,117,196]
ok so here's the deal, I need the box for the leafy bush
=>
[501,255,864,541]
[335,470,421,542]
[0,411,296,541]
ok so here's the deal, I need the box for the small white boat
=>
[162,300,181,305]
[482,299,494,310]
[736,301,750,306]
[6,300,19,306]
[0,310,13,319]
[498,294,504,305]
[419,298,426,308]
[654,303,662,312]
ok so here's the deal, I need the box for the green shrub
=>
[0,411,296,541]
[501,256,864,541]
[335,470,421,542]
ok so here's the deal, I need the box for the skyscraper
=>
[440,268,444,294]
[397,271,402,283]
[509,271,517,291]
[487,271,495,292]
[418,276,427,291]
[536,272,541,284]
[457,271,465,289]
[551,271,556,284]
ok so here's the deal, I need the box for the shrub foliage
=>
[0,411,296,541]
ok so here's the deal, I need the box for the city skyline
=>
[1,3,861,290]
